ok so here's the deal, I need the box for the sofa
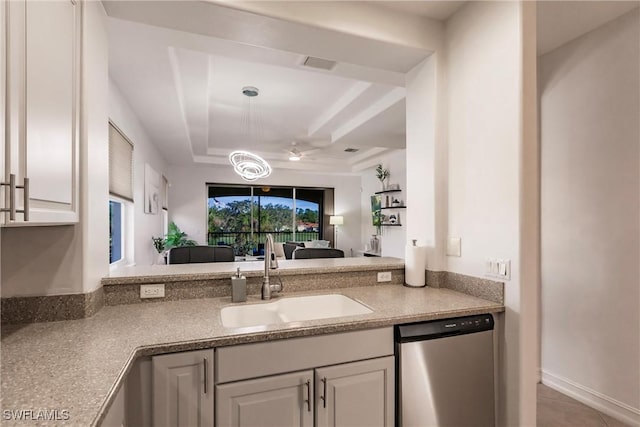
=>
[168,245,235,264]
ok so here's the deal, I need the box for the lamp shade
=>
[329,215,344,225]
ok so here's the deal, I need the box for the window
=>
[207,185,331,254]
[109,200,123,264]
[109,122,134,266]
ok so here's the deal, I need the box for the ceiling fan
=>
[284,141,325,162]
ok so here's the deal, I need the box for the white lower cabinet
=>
[152,349,215,427]
[216,357,394,427]
[145,328,394,427]
[216,370,314,427]
[316,357,394,427]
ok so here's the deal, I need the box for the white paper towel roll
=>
[405,244,427,287]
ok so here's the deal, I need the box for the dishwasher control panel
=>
[395,313,494,342]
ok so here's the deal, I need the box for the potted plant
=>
[151,236,166,265]
[375,164,390,191]
[164,222,197,248]
[153,222,197,264]
[232,234,256,256]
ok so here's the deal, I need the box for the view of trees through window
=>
[207,185,325,255]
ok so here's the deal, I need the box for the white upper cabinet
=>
[2,0,81,225]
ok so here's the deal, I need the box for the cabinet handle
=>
[304,379,311,412]
[320,377,327,408]
[8,174,15,220]
[18,177,29,221]
[203,357,208,394]
[0,174,29,221]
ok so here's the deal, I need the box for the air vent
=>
[344,148,359,153]
[303,56,337,71]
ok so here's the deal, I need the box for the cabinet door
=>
[316,356,395,427]
[152,349,214,427]
[0,0,5,226]
[216,370,314,427]
[4,0,80,225]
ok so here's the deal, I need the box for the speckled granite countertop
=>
[102,257,405,285]
[1,284,503,426]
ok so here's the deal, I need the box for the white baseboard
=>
[541,370,640,426]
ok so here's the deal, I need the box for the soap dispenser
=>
[231,267,247,303]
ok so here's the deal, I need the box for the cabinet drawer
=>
[216,327,393,383]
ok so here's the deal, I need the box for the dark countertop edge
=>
[101,263,406,286]
[91,303,504,426]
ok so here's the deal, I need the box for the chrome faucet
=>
[262,234,282,300]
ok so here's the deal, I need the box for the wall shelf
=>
[374,189,402,195]
[381,206,406,209]
[381,223,402,227]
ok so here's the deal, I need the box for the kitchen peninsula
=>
[1,257,504,426]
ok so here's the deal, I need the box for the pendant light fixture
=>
[230,86,272,181]
[229,150,271,181]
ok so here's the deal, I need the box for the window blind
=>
[108,122,134,202]
[161,175,168,210]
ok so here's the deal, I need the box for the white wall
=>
[109,81,168,266]
[168,165,362,256]
[405,51,450,273]
[81,0,110,293]
[540,9,640,424]
[359,150,407,258]
[445,2,537,425]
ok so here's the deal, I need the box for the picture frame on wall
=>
[144,163,160,214]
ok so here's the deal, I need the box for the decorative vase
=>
[370,235,380,253]
[155,252,166,265]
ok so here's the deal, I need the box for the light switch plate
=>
[447,237,461,257]
[485,258,510,280]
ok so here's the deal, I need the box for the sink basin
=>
[221,294,373,328]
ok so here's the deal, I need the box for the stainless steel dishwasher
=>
[395,314,495,427]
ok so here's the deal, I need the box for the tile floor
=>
[537,384,631,427]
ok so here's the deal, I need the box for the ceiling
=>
[106,1,435,173]
[537,1,639,55]
[370,1,466,21]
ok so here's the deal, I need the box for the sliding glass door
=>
[207,185,327,255]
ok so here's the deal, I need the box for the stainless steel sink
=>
[220,294,372,328]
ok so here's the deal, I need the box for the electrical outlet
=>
[140,284,165,299]
[377,271,392,282]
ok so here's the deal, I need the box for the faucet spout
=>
[262,234,282,300]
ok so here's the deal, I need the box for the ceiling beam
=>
[308,82,371,137]
[103,1,433,74]
[331,87,406,143]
